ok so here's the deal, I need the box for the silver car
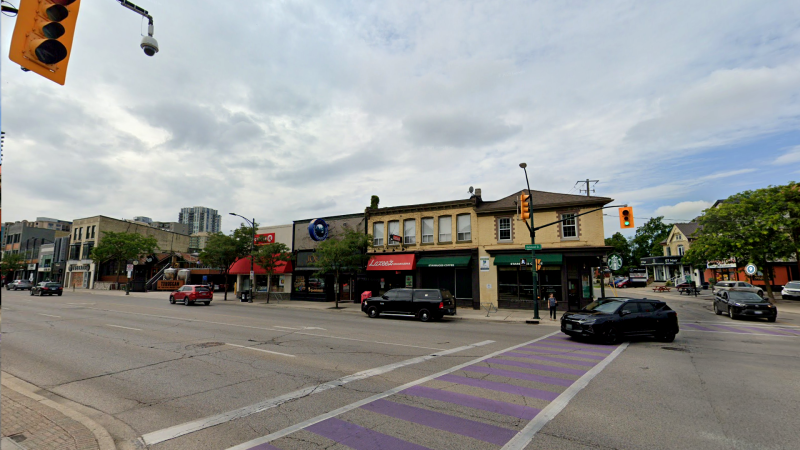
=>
[781,281,800,300]
[7,279,34,291]
[714,280,764,297]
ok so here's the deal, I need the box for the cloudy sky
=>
[2,0,799,237]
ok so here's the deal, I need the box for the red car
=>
[169,285,213,306]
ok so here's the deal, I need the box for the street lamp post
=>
[230,213,255,303]
[520,163,541,321]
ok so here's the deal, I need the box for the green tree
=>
[90,232,158,288]
[313,227,372,309]
[1,252,26,281]
[604,232,632,275]
[630,217,672,265]
[199,233,241,301]
[253,242,292,303]
[370,195,380,209]
[777,181,800,276]
[684,187,794,300]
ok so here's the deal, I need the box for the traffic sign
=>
[608,255,623,271]
[745,264,757,276]
[525,244,542,251]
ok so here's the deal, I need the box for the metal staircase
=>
[146,263,171,291]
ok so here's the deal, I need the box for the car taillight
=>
[439,302,444,309]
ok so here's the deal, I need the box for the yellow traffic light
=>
[9,0,81,85]
[520,193,531,220]
[619,207,634,229]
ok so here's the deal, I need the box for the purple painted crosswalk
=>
[682,323,800,336]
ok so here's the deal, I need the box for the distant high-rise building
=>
[133,216,153,224]
[178,207,221,234]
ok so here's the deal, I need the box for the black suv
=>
[362,288,457,322]
[31,282,63,296]
[714,289,777,321]
[561,297,679,344]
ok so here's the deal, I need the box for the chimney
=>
[473,188,482,205]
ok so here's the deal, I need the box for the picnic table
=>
[678,286,701,296]
[652,286,671,292]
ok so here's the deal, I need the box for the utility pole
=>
[576,179,599,197]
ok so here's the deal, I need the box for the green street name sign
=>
[525,244,542,250]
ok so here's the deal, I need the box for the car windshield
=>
[786,282,800,289]
[728,291,767,302]
[46,283,61,288]
[582,299,624,313]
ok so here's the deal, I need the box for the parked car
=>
[713,280,763,297]
[714,289,776,321]
[30,282,63,296]
[6,279,33,291]
[169,285,213,306]
[561,297,679,344]
[781,281,800,300]
[611,277,630,288]
[362,288,457,322]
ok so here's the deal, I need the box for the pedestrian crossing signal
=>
[8,0,81,85]
[619,207,634,229]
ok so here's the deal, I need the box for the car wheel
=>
[602,326,620,345]
[768,316,776,323]
[367,306,379,318]
[728,307,736,319]
[204,301,210,306]
[39,291,44,296]
[659,332,676,343]
[29,290,34,296]
[57,293,62,296]
[169,296,175,304]
[713,303,722,315]
[418,309,431,322]
[185,298,191,306]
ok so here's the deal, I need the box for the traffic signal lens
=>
[45,4,69,21]
[42,22,65,39]
[34,40,67,64]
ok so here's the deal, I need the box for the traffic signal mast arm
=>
[117,0,153,27]
[520,204,630,236]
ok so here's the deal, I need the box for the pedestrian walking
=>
[548,293,558,320]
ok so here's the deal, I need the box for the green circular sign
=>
[608,255,623,271]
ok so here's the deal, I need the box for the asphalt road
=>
[2,289,799,450]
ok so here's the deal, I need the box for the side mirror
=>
[381,295,389,300]
[619,310,629,316]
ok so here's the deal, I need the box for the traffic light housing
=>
[9,0,81,85]
[520,193,531,220]
[619,207,634,229]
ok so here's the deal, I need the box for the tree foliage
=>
[90,232,158,283]
[1,252,26,279]
[370,195,380,209]
[629,216,672,265]
[313,227,372,308]
[253,242,292,303]
[683,186,794,300]
[199,233,241,300]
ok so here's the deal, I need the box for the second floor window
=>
[677,245,684,256]
[373,222,384,246]
[82,241,94,260]
[388,220,400,245]
[498,218,511,241]
[561,214,577,238]
[69,244,80,260]
[666,247,672,256]
[404,219,416,244]
[91,225,96,239]
[439,216,452,242]
[457,214,471,241]
[421,218,434,243]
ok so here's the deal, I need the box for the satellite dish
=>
[469,186,474,194]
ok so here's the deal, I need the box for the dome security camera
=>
[141,35,159,56]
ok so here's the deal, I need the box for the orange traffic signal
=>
[520,193,531,220]
[619,207,634,229]
[9,0,81,85]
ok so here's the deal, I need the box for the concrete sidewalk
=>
[1,373,115,450]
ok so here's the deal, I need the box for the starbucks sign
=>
[608,255,623,271]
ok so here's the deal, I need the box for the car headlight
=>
[733,303,746,307]
[581,320,597,325]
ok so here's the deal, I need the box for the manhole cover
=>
[9,433,27,443]
[186,342,225,350]
[661,346,689,352]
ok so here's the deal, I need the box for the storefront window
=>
[456,214,471,241]
[403,219,416,244]
[373,222,384,246]
[293,275,306,292]
[421,218,434,243]
[308,277,326,293]
[438,216,452,242]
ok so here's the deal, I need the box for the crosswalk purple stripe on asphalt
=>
[306,417,431,450]
[461,365,575,387]
[402,385,541,420]
[741,327,797,336]
[683,323,716,331]
[704,324,753,333]
[514,348,606,360]
[521,342,613,354]
[484,358,588,376]
[361,399,518,446]
[503,351,598,367]
[437,374,560,401]
[541,337,612,349]
[776,328,800,335]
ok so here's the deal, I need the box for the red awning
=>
[366,254,416,271]
[228,256,293,275]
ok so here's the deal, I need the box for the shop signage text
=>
[254,233,276,245]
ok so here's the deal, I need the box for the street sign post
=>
[525,244,542,251]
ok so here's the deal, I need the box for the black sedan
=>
[561,297,679,344]
[714,290,776,322]
[30,282,63,296]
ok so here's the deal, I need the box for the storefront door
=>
[568,279,580,311]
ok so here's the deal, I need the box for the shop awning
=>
[417,256,471,268]
[493,254,562,266]
[366,254,416,271]
[229,256,293,275]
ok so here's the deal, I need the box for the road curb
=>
[1,372,117,450]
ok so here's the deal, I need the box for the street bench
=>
[652,286,671,292]
[678,286,701,296]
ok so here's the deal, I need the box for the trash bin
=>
[240,291,249,302]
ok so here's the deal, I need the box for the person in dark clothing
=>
[548,293,558,320]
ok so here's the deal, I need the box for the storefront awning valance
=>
[417,256,471,268]
[366,254,416,271]
[493,254,562,266]
[229,256,293,275]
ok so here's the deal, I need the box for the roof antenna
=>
[468,186,474,198]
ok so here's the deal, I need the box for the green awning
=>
[493,254,562,266]
[417,256,472,268]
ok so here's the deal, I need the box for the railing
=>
[146,263,170,290]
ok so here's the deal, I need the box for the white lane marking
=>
[225,343,295,358]
[225,334,557,450]
[38,313,61,318]
[681,329,797,338]
[274,326,327,331]
[105,324,143,331]
[691,320,799,329]
[83,306,445,351]
[274,326,302,330]
[501,342,629,450]
[67,302,95,305]
[143,339,495,446]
